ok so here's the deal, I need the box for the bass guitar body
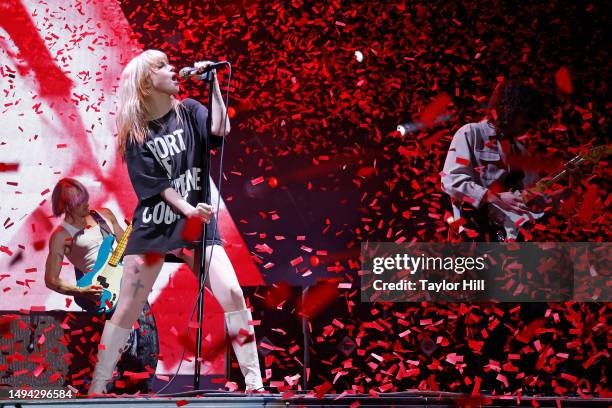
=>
[75,235,123,315]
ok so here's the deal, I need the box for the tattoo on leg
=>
[132,279,145,297]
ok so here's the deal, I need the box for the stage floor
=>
[1,392,611,407]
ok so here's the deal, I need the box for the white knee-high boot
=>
[88,321,131,395]
[224,309,264,391]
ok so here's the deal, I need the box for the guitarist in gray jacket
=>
[441,80,543,241]
[44,177,158,394]
[440,81,580,390]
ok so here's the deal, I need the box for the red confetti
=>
[576,184,599,224]
[297,279,339,319]
[32,365,45,377]
[263,282,292,309]
[181,216,203,241]
[143,252,164,265]
[0,163,19,172]
[554,67,573,94]
[289,256,303,267]
[32,240,45,251]
[455,157,471,166]
[420,93,451,127]
[250,176,264,186]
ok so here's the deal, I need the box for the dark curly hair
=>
[487,80,543,134]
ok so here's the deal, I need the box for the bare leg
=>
[176,245,263,390]
[178,245,247,312]
[111,254,165,328]
[198,245,263,390]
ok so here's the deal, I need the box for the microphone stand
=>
[193,68,216,390]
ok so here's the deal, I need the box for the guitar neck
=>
[108,224,132,267]
[530,158,580,193]
[526,145,610,197]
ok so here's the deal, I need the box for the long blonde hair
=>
[116,49,181,158]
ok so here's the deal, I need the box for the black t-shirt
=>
[124,98,222,255]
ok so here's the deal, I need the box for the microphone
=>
[179,61,227,78]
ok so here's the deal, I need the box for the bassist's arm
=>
[44,232,83,297]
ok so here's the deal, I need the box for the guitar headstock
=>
[581,145,611,164]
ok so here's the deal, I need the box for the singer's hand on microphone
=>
[179,61,225,78]
[194,61,216,74]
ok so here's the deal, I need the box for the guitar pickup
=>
[96,276,109,288]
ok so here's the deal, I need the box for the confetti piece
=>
[33,365,45,377]
[290,256,303,267]
[0,163,19,172]
[420,93,451,127]
[181,216,203,241]
[298,279,339,319]
[251,176,264,186]
[143,252,164,265]
[554,67,573,94]
[455,157,471,166]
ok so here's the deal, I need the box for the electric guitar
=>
[453,145,610,241]
[74,224,132,315]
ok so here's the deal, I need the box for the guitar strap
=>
[72,211,114,280]
[90,210,113,239]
